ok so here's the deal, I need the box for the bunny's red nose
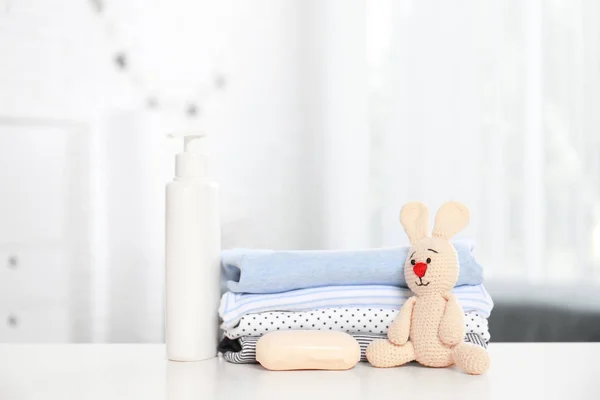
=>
[413,262,428,278]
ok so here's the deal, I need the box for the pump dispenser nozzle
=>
[168,133,210,179]
[183,134,205,153]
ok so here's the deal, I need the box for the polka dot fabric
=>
[224,308,489,342]
[465,311,490,342]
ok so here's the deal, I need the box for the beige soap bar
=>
[256,331,361,371]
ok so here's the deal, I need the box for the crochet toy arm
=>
[387,296,417,345]
[438,293,465,347]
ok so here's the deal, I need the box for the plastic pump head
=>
[168,133,206,152]
[168,133,209,179]
[183,134,205,154]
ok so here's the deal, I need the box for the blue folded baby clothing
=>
[221,241,484,294]
[219,284,494,329]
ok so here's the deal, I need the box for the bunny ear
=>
[400,202,430,244]
[432,201,470,240]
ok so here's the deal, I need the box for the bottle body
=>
[165,178,220,361]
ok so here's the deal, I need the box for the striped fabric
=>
[221,336,260,364]
[219,284,494,329]
[220,333,489,364]
[464,332,488,349]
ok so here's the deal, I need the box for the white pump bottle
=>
[165,134,221,361]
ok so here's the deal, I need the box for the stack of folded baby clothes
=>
[217,242,492,363]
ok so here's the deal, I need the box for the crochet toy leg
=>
[452,342,490,375]
[366,339,415,368]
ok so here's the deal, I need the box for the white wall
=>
[215,1,307,250]
[0,0,325,342]
[0,0,126,342]
[0,0,132,119]
[299,0,370,250]
[367,0,600,285]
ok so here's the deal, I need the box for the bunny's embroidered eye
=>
[426,258,431,264]
[410,259,416,265]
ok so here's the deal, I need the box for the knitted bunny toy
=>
[366,201,490,375]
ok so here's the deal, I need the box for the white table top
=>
[0,343,598,400]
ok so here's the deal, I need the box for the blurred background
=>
[0,0,599,343]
